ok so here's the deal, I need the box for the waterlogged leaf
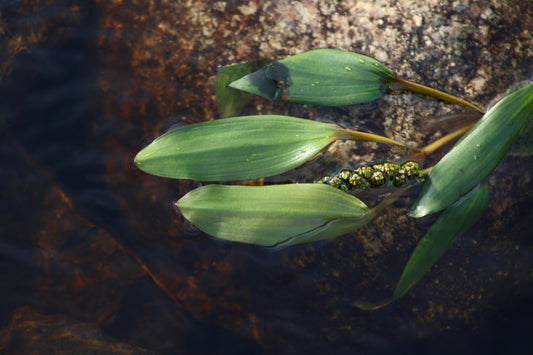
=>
[135,115,414,181]
[394,184,489,300]
[411,83,533,217]
[231,49,394,106]
[216,59,274,117]
[176,184,373,247]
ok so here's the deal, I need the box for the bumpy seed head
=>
[381,162,400,177]
[317,176,329,184]
[329,176,341,187]
[348,173,362,188]
[402,161,420,179]
[318,160,424,191]
[392,171,407,186]
[359,166,374,179]
[372,163,384,172]
[329,176,348,191]
[370,171,385,187]
[339,170,351,181]
[417,170,428,180]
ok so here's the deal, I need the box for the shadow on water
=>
[1,1,533,354]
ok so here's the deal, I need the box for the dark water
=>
[1,1,533,354]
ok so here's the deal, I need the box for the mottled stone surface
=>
[1,0,532,353]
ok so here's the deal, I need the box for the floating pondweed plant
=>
[228,49,483,112]
[136,44,533,308]
[318,161,427,191]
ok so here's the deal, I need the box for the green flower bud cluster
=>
[317,161,426,191]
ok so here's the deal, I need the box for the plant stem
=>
[340,128,421,151]
[392,77,484,113]
[352,298,392,310]
[417,122,476,157]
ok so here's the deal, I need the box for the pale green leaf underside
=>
[216,58,273,117]
[411,82,533,217]
[176,184,372,247]
[227,66,279,102]
[135,115,342,181]
[394,184,489,300]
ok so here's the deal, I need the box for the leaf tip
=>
[409,204,429,218]
[174,199,183,213]
[133,151,143,168]
[133,148,150,168]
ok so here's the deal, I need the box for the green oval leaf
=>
[135,115,342,181]
[231,49,394,106]
[135,115,413,181]
[176,184,372,247]
[411,82,533,218]
[394,184,489,300]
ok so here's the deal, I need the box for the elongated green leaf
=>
[353,184,489,311]
[394,184,489,300]
[216,59,274,117]
[231,49,394,106]
[411,83,533,217]
[135,115,414,181]
[135,115,342,181]
[176,184,373,247]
